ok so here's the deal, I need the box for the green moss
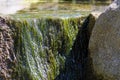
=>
[8,16,85,80]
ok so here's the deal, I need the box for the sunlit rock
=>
[89,0,120,80]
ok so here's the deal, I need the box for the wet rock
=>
[89,0,120,80]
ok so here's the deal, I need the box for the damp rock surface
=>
[0,17,16,80]
[89,0,120,80]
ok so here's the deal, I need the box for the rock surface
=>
[0,17,16,80]
[89,0,120,80]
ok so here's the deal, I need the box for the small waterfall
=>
[8,17,83,80]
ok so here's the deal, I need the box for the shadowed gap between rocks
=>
[55,14,98,80]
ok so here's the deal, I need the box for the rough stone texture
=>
[89,0,120,80]
[0,17,16,80]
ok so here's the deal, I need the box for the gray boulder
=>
[89,0,120,80]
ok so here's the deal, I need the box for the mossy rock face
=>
[7,16,85,80]
[89,1,120,80]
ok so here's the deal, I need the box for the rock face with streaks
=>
[89,0,120,80]
[0,17,16,80]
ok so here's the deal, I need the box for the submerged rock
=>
[89,0,120,80]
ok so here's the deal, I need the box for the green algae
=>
[8,15,86,80]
